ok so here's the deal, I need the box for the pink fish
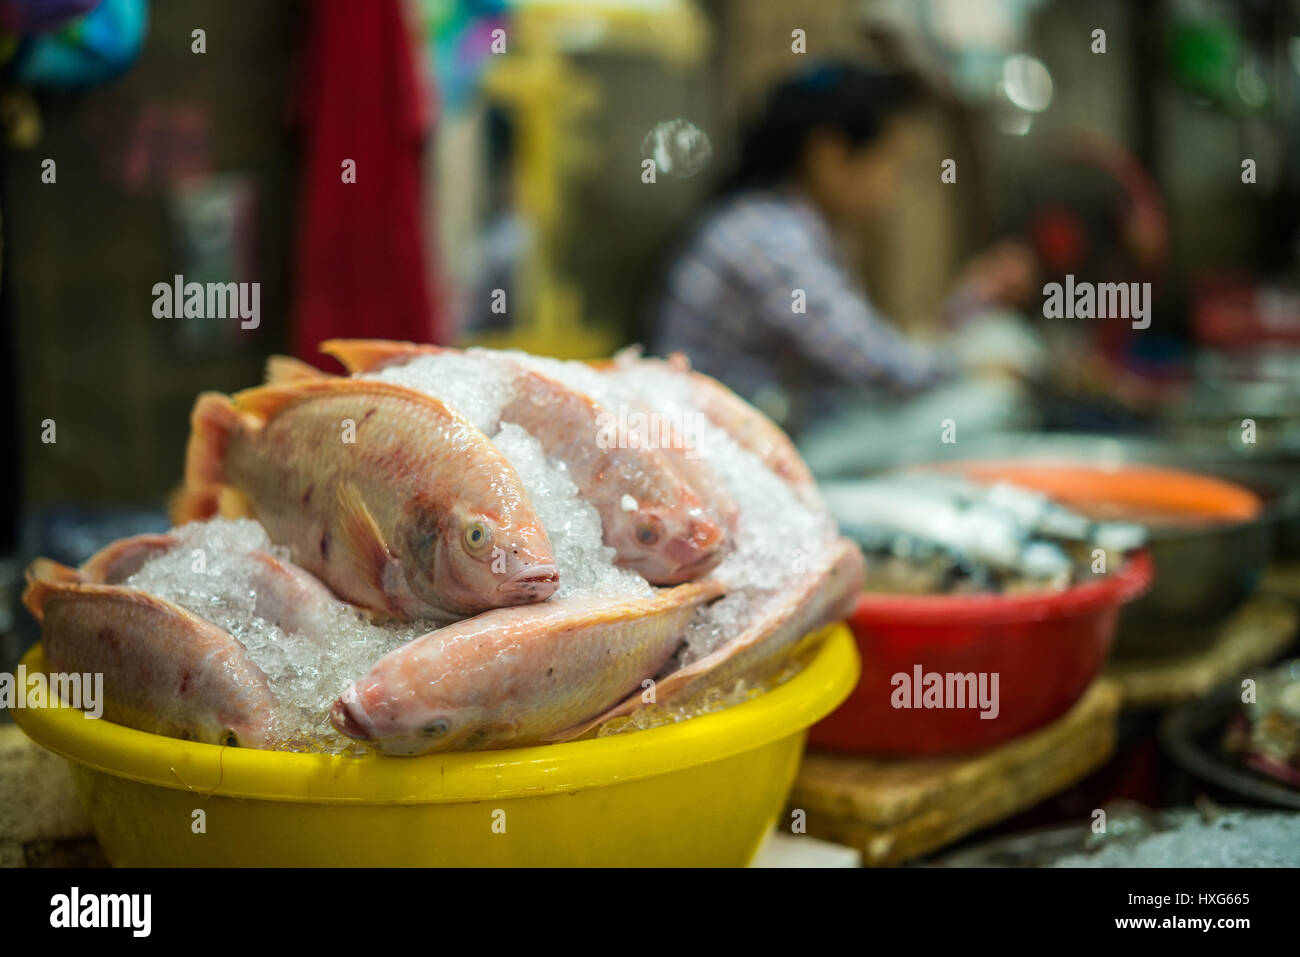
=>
[601,348,821,506]
[319,339,728,584]
[173,377,558,620]
[549,538,865,740]
[330,580,724,754]
[23,559,278,749]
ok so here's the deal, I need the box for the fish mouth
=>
[679,548,724,574]
[664,523,726,572]
[498,564,560,599]
[688,517,725,551]
[330,683,377,740]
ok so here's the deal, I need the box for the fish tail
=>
[21,559,81,621]
[168,484,253,526]
[172,392,242,525]
[168,484,220,525]
[184,392,238,491]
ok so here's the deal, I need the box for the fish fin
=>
[231,377,456,423]
[470,719,519,749]
[543,581,725,743]
[183,392,239,491]
[229,381,313,420]
[334,482,397,603]
[265,354,333,385]
[169,484,217,525]
[655,579,726,608]
[217,486,255,519]
[319,339,443,374]
[170,482,253,525]
[545,704,630,744]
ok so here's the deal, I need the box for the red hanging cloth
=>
[290,0,444,367]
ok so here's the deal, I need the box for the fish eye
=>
[462,520,492,555]
[635,516,663,546]
[220,729,240,748]
[422,720,450,737]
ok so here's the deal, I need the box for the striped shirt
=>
[651,189,957,433]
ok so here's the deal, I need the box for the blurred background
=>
[2,0,1300,867]
[1,0,1298,660]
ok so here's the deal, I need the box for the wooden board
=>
[1104,595,1297,709]
[789,680,1122,867]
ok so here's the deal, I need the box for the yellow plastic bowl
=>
[13,625,857,866]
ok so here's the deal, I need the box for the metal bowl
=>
[1159,681,1300,811]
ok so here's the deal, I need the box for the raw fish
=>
[602,348,820,504]
[550,538,864,740]
[319,339,729,584]
[174,378,558,619]
[23,561,278,748]
[331,580,724,753]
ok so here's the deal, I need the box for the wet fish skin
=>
[550,538,865,740]
[320,339,729,585]
[23,566,277,748]
[605,348,821,505]
[501,368,727,583]
[330,580,725,754]
[244,550,347,635]
[175,378,558,620]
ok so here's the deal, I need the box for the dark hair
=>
[720,62,923,194]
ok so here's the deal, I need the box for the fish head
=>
[402,508,558,613]
[610,501,726,583]
[329,680,495,754]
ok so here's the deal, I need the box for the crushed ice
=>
[123,518,424,752]
[119,349,840,749]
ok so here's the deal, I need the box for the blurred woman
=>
[650,63,1033,435]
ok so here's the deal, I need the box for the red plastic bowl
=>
[809,552,1153,756]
